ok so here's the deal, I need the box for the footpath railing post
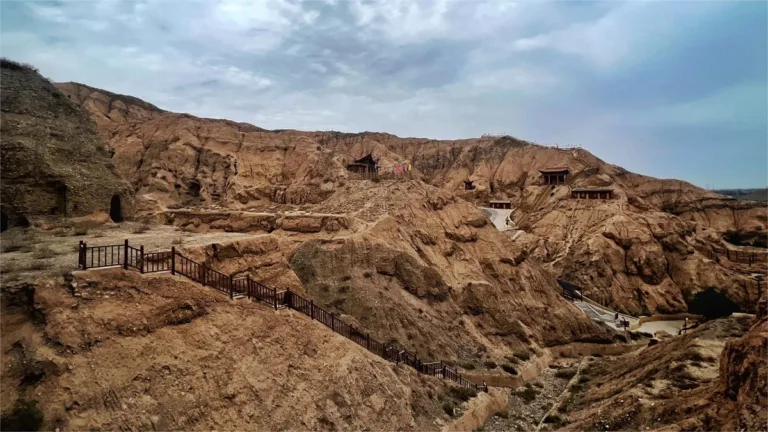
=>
[366,333,370,350]
[228,275,233,299]
[310,300,314,320]
[82,241,88,270]
[78,241,83,269]
[201,265,207,286]
[171,247,176,275]
[123,239,128,269]
[331,313,335,332]
[139,245,144,273]
[273,288,278,310]
[483,381,487,392]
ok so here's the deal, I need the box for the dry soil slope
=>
[0,61,133,230]
[1,269,466,431]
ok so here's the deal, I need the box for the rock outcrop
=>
[0,60,133,230]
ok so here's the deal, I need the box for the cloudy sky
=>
[2,0,766,188]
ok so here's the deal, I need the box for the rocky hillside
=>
[0,60,132,230]
[560,302,766,431]
[172,181,614,366]
[0,270,467,431]
[56,81,766,317]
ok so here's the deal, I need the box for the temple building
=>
[539,167,570,185]
[488,200,512,209]
[346,154,379,175]
[571,187,614,200]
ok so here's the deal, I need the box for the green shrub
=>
[495,409,509,419]
[555,368,576,380]
[73,228,89,236]
[442,402,454,417]
[459,361,476,370]
[0,399,44,431]
[501,364,518,375]
[505,355,519,364]
[511,387,538,403]
[544,414,569,427]
[484,361,497,369]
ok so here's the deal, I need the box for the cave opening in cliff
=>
[688,287,740,319]
[188,180,201,198]
[110,195,123,223]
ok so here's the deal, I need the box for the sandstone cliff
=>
[0,60,133,230]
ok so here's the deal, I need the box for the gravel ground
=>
[483,361,578,432]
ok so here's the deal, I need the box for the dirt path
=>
[1,222,258,282]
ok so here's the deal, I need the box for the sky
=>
[1,0,766,188]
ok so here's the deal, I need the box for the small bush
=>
[2,243,23,253]
[27,261,49,271]
[459,361,476,370]
[577,376,590,384]
[495,409,509,419]
[555,369,576,380]
[505,355,519,364]
[448,386,477,402]
[501,364,518,375]
[484,361,497,369]
[0,399,44,431]
[511,387,538,403]
[131,224,151,234]
[53,230,70,237]
[1,58,39,73]
[73,228,89,236]
[341,275,352,281]
[32,246,57,259]
[513,351,531,361]
[442,402,454,417]
[363,271,372,278]
[544,414,569,427]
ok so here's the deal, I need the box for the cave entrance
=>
[688,287,740,319]
[110,195,123,223]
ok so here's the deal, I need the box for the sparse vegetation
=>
[459,361,476,370]
[32,246,57,259]
[501,364,518,375]
[511,386,538,403]
[555,368,576,379]
[513,350,531,361]
[172,237,184,245]
[544,414,569,427]
[484,361,497,369]
[1,58,39,73]
[73,228,89,236]
[132,223,151,234]
[448,386,477,402]
[495,409,509,419]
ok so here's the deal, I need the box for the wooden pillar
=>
[123,239,129,269]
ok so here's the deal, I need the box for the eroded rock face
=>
[0,62,133,228]
[56,81,766,316]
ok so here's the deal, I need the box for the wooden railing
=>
[77,239,487,393]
